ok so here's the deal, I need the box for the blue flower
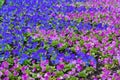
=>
[87,55,97,64]
[77,6,86,12]
[37,48,46,54]
[31,52,40,60]
[40,41,44,47]
[31,42,38,49]
[19,53,29,64]
[96,23,102,30]
[51,59,59,65]
[77,51,86,58]
[77,22,83,30]
[12,49,20,56]
[48,47,54,53]
[65,6,75,13]
[4,51,10,59]
[19,58,25,64]
[41,56,46,61]
[21,53,29,59]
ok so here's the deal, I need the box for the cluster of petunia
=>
[0,0,120,80]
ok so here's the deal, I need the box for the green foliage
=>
[7,57,14,65]
[116,39,119,47]
[101,54,110,59]
[0,0,4,7]
[49,77,56,80]
[90,48,99,56]
[51,40,59,46]
[76,18,84,23]
[9,73,18,80]
[5,44,12,51]
[31,73,37,78]
[33,38,44,42]
[84,67,94,73]
[117,70,120,75]
[23,60,31,65]
[64,64,74,72]
[79,40,84,46]
[78,71,87,78]
[82,48,87,53]
[46,65,56,72]
[66,76,79,80]
[71,47,75,52]
[59,42,68,51]
[56,71,64,77]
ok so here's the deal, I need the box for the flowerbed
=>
[0,0,120,80]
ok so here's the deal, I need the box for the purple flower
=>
[1,61,9,68]
[0,71,3,77]
[3,77,9,80]
[4,70,9,76]
[56,64,64,71]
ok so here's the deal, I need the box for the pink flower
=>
[3,77,9,80]
[22,73,28,80]
[4,70,9,76]
[63,74,70,78]
[1,61,9,68]
[56,64,64,71]
[41,66,46,72]
[13,70,19,76]
[27,28,31,33]
[32,67,36,72]
[76,64,83,72]
[21,66,27,73]
[0,71,3,77]
[75,45,80,51]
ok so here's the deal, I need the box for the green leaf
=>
[71,47,75,52]
[96,34,102,42]
[113,59,118,65]
[0,0,4,7]
[51,40,59,46]
[116,40,119,47]
[90,48,99,55]
[7,57,14,65]
[64,64,74,72]
[26,69,31,74]
[82,48,87,53]
[23,60,31,65]
[78,71,87,78]
[79,40,84,46]
[117,70,120,75]
[9,73,17,80]
[101,54,110,59]
[76,18,84,23]
[84,67,94,73]
[108,47,112,50]
[33,38,44,42]
[66,76,78,80]
[56,71,64,77]
[31,73,37,78]
[24,33,31,37]
[104,64,113,69]
[49,77,56,80]
[46,65,56,72]
[5,44,12,51]
[59,42,68,51]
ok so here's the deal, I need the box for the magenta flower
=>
[56,64,64,71]
[13,70,19,76]
[1,61,9,68]
[4,70,9,76]
[3,77,9,80]
[22,73,28,80]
